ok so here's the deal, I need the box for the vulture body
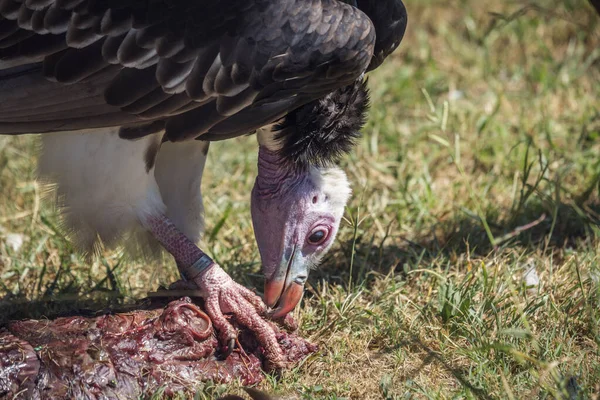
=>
[0,0,407,366]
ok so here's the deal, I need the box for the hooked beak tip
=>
[264,279,285,308]
[268,281,304,319]
[264,278,305,318]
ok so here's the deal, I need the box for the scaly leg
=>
[145,214,284,367]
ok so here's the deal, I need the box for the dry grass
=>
[1,0,600,398]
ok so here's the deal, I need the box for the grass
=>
[1,0,600,398]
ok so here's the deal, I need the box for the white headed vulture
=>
[0,0,407,366]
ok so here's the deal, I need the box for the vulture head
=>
[252,79,369,317]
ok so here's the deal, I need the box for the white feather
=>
[256,124,281,151]
[153,140,209,245]
[38,128,209,256]
[310,166,351,220]
[39,128,164,253]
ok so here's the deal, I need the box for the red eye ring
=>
[307,228,329,245]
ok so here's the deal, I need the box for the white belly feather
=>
[154,139,209,245]
[38,128,208,257]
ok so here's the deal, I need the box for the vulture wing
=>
[0,0,379,142]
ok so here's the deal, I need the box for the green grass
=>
[1,0,600,398]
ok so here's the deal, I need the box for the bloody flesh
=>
[0,297,317,399]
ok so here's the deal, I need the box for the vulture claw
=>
[189,263,286,369]
[223,338,236,358]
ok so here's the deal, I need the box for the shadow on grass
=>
[2,194,598,333]
[313,196,600,290]
[0,291,127,327]
[6,196,596,324]
[390,335,494,400]
[305,198,599,400]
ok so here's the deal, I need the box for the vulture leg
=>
[152,138,284,367]
[144,214,283,367]
[39,129,284,367]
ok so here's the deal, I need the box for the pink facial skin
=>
[251,146,344,316]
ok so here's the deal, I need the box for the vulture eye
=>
[307,229,329,245]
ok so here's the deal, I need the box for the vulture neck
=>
[255,147,307,199]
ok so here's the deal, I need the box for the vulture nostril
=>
[294,275,307,285]
[312,196,318,204]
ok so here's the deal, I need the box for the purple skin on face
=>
[251,146,345,318]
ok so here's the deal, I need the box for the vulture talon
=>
[224,338,236,358]
[185,262,285,367]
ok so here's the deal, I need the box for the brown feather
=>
[118,120,165,140]
[184,43,220,100]
[101,33,124,63]
[55,0,84,10]
[156,57,194,92]
[215,87,258,116]
[71,10,97,29]
[134,23,167,49]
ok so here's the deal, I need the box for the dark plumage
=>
[275,78,370,168]
[0,0,407,165]
[590,0,600,15]
[358,0,408,72]
[1,0,374,136]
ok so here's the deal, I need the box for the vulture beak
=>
[264,245,308,319]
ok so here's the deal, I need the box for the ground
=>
[1,0,599,398]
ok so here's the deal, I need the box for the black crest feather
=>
[274,78,370,169]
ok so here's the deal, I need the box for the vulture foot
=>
[172,264,286,370]
[145,214,286,368]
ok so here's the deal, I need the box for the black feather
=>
[0,31,66,59]
[43,6,71,34]
[31,8,50,33]
[356,0,408,71]
[0,28,34,48]
[0,19,19,41]
[274,78,370,169]
[1,0,388,142]
[118,120,165,140]
[590,0,600,15]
